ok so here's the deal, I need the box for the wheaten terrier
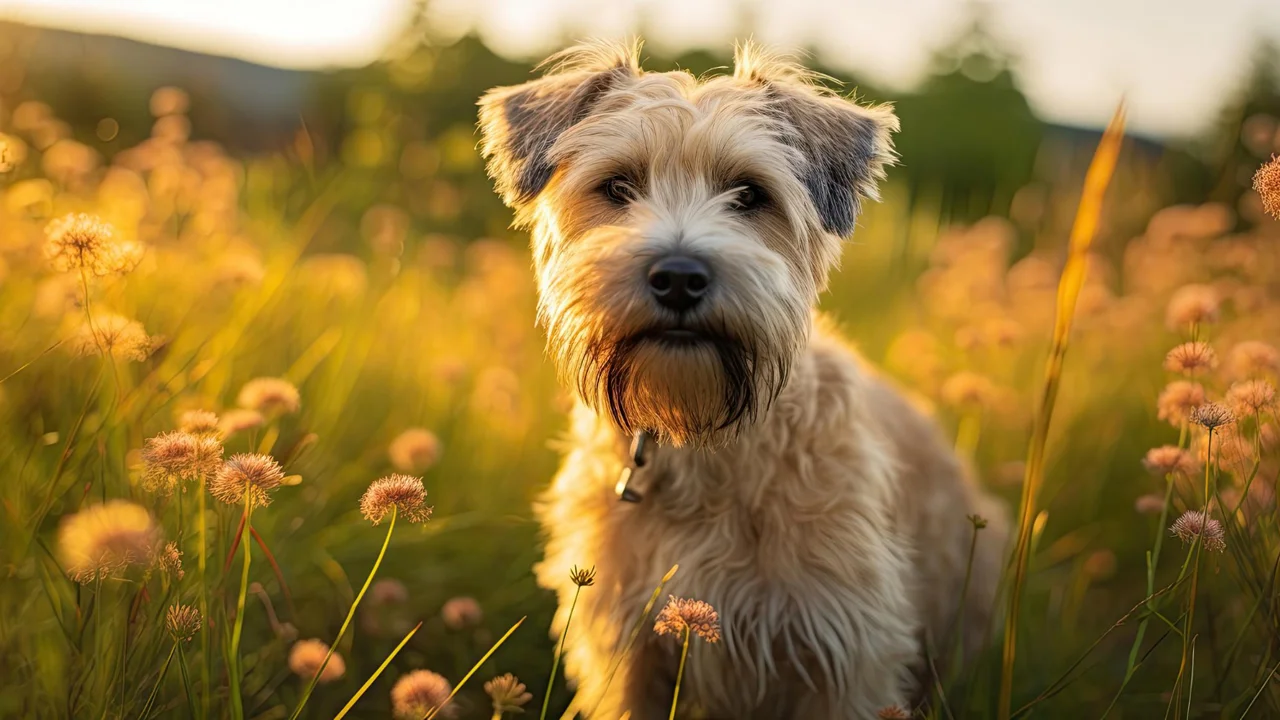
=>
[478,39,1008,720]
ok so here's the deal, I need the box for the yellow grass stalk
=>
[997,101,1127,720]
[423,616,527,720]
[333,621,423,720]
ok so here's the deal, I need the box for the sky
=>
[1,0,1278,138]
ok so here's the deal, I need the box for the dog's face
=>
[479,41,897,446]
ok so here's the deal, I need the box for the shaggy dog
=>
[478,39,1008,719]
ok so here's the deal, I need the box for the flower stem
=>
[333,620,421,720]
[137,642,177,720]
[541,583,582,720]
[669,628,691,720]
[228,491,254,720]
[289,505,398,720]
[197,481,210,720]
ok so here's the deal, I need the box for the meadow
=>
[1,46,1280,720]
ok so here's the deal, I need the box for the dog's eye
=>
[729,182,767,212]
[600,177,638,206]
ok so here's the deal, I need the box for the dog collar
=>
[613,430,650,503]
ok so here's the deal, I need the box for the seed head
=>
[441,596,482,630]
[141,431,224,495]
[217,408,264,436]
[940,371,997,410]
[1255,155,1280,219]
[71,314,153,362]
[1165,284,1220,331]
[485,673,532,714]
[1191,402,1236,431]
[208,453,285,508]
[392,670,453,720]
[1156,381,1207,427]
[288,639,345,683]
[166,604,201,641]
[654,595,721,643]
[360,474,432,524]
[389,428,442,473]
[156,541,184,580]
[1142,446,1198,476]
[1227,380,1276,416]
[57,500,159,583]
[236,377,300,416]
[178,409,221,437]
[1227,341,1280,379]
[1134,494,1166,515]
[370,578,410,605]
[570,565,596,587]
[44,213,142,276]
[1165,342,1218,376]
[1170,510,1226,552]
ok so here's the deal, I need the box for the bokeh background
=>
[1,0,1280,718]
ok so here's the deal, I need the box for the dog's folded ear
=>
[478,40,642,208]
[735,43,899,237]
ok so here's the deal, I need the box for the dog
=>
[478,39,1008,719]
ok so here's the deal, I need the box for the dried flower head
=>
[141,431,224,495]
[1156,381,1207,427]
[166,604,202,641]
[217,408,264,436]
[654,595,721,643]
[940,371,997,410]
[178,409,221,436]
[1227,379,1276,416]
[1191,402,1236,431]
[371,578,410,605]
[1255,155,1280,219]
[1164,342,1218,376]
[57,500,159,583]
[236,377,300,416]
[1227,341,1280,379]
[441,596,483,630]
[570,565,596,587]
[71,314,153,362]
[1134,494,1167,515]
[1165,284,1220,331]
[485,673,532,714]
[1170,510,1226,552]
[288,639,345,683]
[388,428,442,473]
[360,474,432,524]
[1142,446,1198,476]
[44,213,142,276]
[208,453,285,508]
[156,541,184,580]
[877,706,911,719]
[392,670,453,720]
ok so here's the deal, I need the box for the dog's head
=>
[478,40,897,447]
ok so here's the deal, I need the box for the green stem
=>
[228,492,254,720]
[177,643,199,720]
[425,617,526,720]
[289,505,398,720]
[541,583,582,720]
[588,564,679,717]
[197,481,209,720]
[669,628,690,720]
[333,621,421,720]
[137,643,177,720]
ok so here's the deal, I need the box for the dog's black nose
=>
[647,256,710,312]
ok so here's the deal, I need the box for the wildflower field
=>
[2,31,1280,720]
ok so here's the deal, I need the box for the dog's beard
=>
[572,325,790,447]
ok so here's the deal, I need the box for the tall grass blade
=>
[334,621,422,720]
[423,616,526,720]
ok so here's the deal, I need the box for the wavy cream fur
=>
[478,40,1008,719]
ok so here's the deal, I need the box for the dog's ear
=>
[734,42,899,237]
[478,40,642,208]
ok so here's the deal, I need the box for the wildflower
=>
[1227,379,1276,416]
[1227,341,1280,379]
[388,428,442,473]
[208,453,285,508]
[150,86,190,117]
[1142,446,1198,476]
[441,596,482,630]
[166,604,202,641]
[156,541,184,580]
[178,409,221,436]
[1190,402,1236,430]
[1170,510,1226,552]
[1255,155,1280,219]
[360,474,433,524]
[1165,284,1219,331]
[44,213,141,276]
[71,314,153,362]
[1156,381,1206,427]
[940,371,997,410]
[288,639,345,683]
[1164,342,1217,376]
[1134,494,1166,515]
[654,596,721,643]
[370,578,410,605]
[392,670,453,720]
[236,377,300,416]
[141,431,223,495]
[485,673,532,714]
[57,500,159,583]
[570,565,596,587]
[217,408,264,436]
[878,707,911,719]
